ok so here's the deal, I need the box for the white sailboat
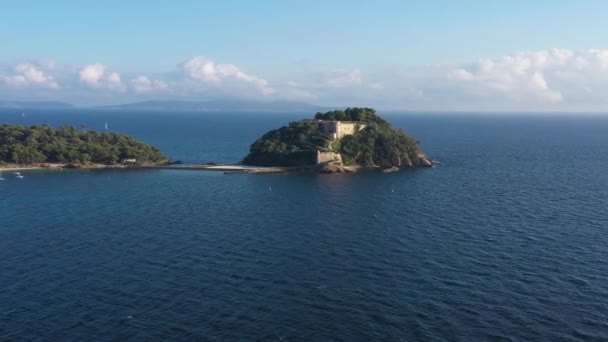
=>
[0,172,5,181]
[104,122,109,131]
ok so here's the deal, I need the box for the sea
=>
[1,109,607,341]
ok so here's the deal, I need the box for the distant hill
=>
[95,100,328,112]
[0,101,73,109]
[0,99,331,112]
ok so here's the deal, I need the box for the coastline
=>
[0,163,292,174]
[0,163,129,172]
[140,164,389,174]
[0,162,426,174]
[1,166,46,172]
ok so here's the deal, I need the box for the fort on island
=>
[315,120,366,165]
[318,120,367,141]
[242,107,433,171]
[0,108,432,174]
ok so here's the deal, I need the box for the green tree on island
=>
[0,124,167,165]
[243,107,431,168]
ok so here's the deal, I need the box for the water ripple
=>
[2,114,608,340]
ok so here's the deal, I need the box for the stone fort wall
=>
[315,120,366,165]
[316,151,342,165]
[320,121,366,140]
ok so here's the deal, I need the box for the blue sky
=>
[2,1,608,110]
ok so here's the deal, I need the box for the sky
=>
[2,0,608,110]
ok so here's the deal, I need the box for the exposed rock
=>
[319,163,347,173]
[316,151,343,165]
[381,166,399,173]
[415,152,433,167]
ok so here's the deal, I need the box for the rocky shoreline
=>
[0,163,118,172]
[2,155,433,175]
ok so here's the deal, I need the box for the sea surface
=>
[1,110,608,341]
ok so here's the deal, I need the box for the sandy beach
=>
[0,164,61,172]
[141,164,292,173]
[0,163,127,172]
[0,163,289,174]
[0,163,364,174]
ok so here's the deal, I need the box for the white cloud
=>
[0,62,60,89]
[277,69,384,104]
[445,49,572,103]
[449,69,473,81]
[322,69,363,88]
[280,80,317,100]
[79,64,123,91]
[79,64,105,85]
[5,49,608,110]
[276,48,608,109]
[437,48,608,107]
[370,82,385,90]
[131,76,169,94]
[181,56,275,95]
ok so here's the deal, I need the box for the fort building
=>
[313,120,366,165]
[318,120,366,140]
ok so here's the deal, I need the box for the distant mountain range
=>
[0,101,74,109]
[0,99,329,112]
[95,100,328,112]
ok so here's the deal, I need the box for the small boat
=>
[16,175,24,179]
[0,173,5,181]
[104,122,109,131]
[13,172,21,175]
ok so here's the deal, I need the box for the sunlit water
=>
[1,110,608,340]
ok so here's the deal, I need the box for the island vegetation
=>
[243,107,432,170]
[0,124,167,166]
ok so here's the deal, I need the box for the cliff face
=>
[396,152,433,168]
[416,152,434,167]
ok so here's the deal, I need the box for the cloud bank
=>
[0,62,60,90]
[3,49,608,110]
[181,56,274,95]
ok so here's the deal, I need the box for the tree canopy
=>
[242,120,329,166]
[0,124,167,165]
[339,123,424,167]
[243,107,430,168]
[314,107,388,125]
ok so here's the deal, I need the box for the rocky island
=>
[0,109,432,175]
[243,107,432,172]
[0,124,168,168]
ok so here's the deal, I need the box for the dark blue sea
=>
[1,110,608,341]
